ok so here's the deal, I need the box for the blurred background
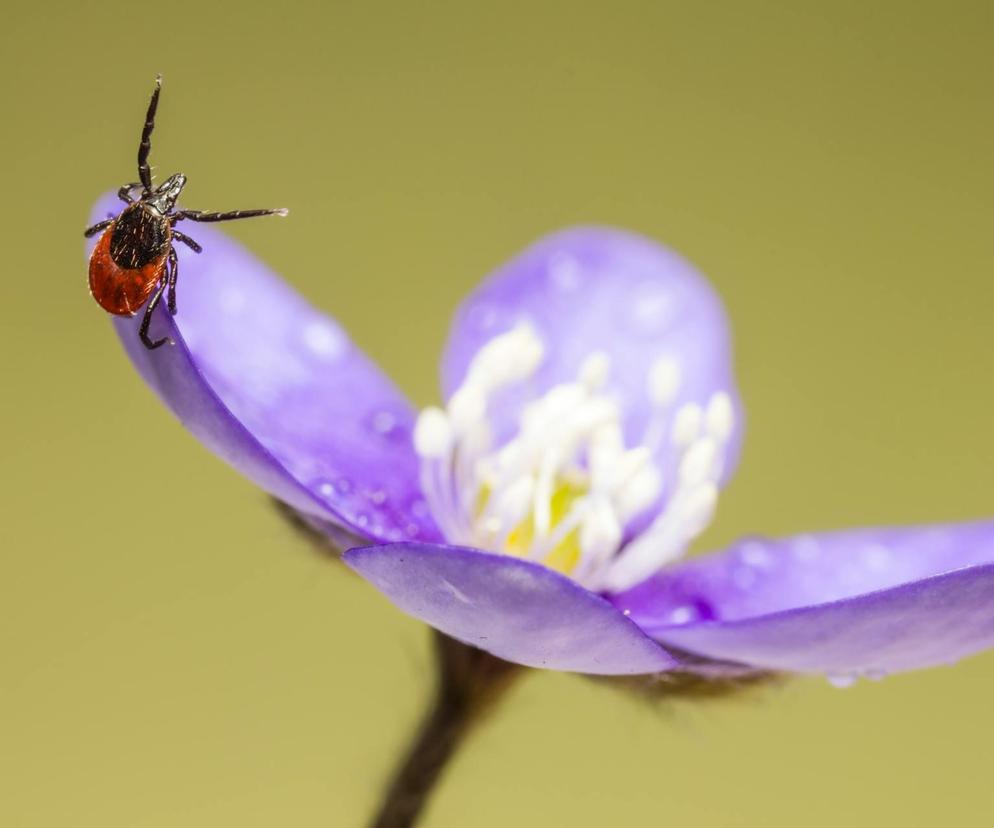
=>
[2,1,992,825]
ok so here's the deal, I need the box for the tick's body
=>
[89,203,171,315]
[85,76,286,348]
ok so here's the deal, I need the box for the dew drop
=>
[335,477,354,496]
[827,673,857,689]
[861,544,891,572]
[629,283,676,336]
[467,302,500,332]
[740,541,773,569]
[303,320,347,359]
[368,409,405,441]
[667,605,696,625]
[791,535,821,562]
[664,598,716,625]
[547,253,581,292]
[373,410,395,431]
[370,489,388,506]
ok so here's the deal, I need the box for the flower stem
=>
[369,632,520,828]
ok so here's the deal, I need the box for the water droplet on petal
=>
[547,253,582,292]
[467,302,500,332]
[663,598,716,625]
[367,409,407,442]
[335,477,354,496]
[791,535,821,562]
[629,282,677,336]
[740,541,773,568]
[373,409,396,432]
[303,319,347,360]
[667,605,697,625]
[827,673,857,689]
[861,544,891,572]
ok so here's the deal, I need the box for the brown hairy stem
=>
[369,632,520,828]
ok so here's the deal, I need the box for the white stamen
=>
[641,356,684,454]
[532,397,618,535]
[483,475,534,541]
[447,387,487,435]
[413,407,453,458]
[671,402,704,448]
[463,324,543,390]
[680,482,719,535]
[599,393,733,592]
[456,421,492,513]
[599,511,686,592]
[615,465,663,522]
[414,406,463,541]
[705,392,735,443]
[580,351,611,389]
[580,499,623,562]
[648,356,681,407]
[678,436,722,488]
[412,326,736,595]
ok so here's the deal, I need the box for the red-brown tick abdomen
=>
[88,224,168,316]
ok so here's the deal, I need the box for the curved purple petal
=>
[344,542,680,674]
[87,195,439,544]
[613,521,994,675]
[440,227,743,488]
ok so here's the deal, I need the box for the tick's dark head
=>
[147,173,187,214]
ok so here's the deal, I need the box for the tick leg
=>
[166,248,179,315]
[137,75,162,194]
[171,230,202,253]
[84,219,113,238]
[118,182,143,203]
[173,207,289,223]
[139,279,171,350]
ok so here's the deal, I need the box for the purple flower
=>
[89,194,994,682]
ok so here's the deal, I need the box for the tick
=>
[84,75,287,349]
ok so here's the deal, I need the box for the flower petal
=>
[88,195,439,544]
[440,227,743,485]
[613,521,994,675]
[343,542,680,674]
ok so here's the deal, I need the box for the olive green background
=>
[2,1,992,825]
